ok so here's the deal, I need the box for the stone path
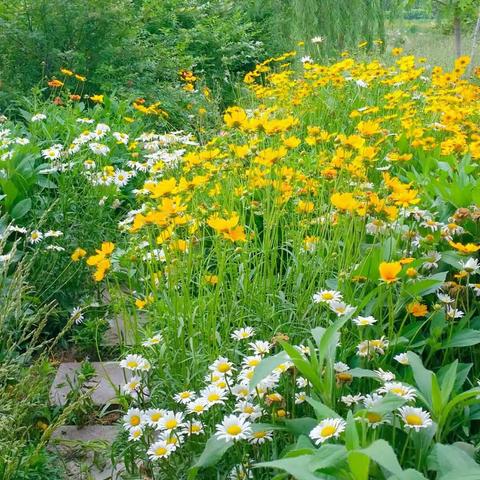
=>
[49,288,138,479]
[49,361,127,407]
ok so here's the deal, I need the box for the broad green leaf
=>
[10,198,32,219]
[283,417,318,436]
[442,329,480,348]
[348,451,370,480]
[190,435,232,473]
[407,351,433,408]
[345,411,360,451]
[349,368,378,379]
[401,272,446,298]
[359,439,403,476]
[36,175,57,189]
[306,397,341,420]
[439,361,457,406]
[389,469,428,480]
[309,444,347,470]
[250,351,290,390]
[255,456,320,480]
[429,443,480,475]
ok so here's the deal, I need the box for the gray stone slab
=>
[51,425,119,443]
[50,362,127,406]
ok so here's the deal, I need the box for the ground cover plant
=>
[2,2,480,479]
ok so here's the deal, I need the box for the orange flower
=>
[379,261,402,283]
[48,79,64,88]
[407,302,428,317]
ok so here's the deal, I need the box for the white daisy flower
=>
[174,391,196,404]
[122,376,142,396]
[309,418,346,445]
[378,382,416,401]
[119,354,149,371]
[341,394,365,406]
[29,230,43,244]
[215,414,252,442]
[200,385,228,407]
[210,357,235,377]
[231,327,255,340]
[31,113,46,122]
[147,440,174,460]
[446,306,464,319]
[183,420,204,436]
[128,426,143,441]
[142,333,163,347]
[374,368,395,382]
[295,391,307,404]
[353,315,377,326]
[248,429,273,444]
[123,408,144,431]
[158,411,184,431]
[312,289,342,304]
[187,398,209,415]
[460,258,480,274]
[329,301,355,317]
[398,406,432,431]
[248,340,271,356]
[394,353,409,365]
[144,408,166,428]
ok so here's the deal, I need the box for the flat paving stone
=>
[51,425,119,443]
[50,362,127,406]
[49,425,125,480]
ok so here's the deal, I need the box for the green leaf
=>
[407,351,433,408]
[283,418,318,436]
[358,440,403,476]
[345,411,360,451]
[280,341,323,392]
[429,443,480,475]
[36,175,57,189]
[439,361,457,406]
[256,445,346,480]
[189,435,232,475]
[349,368,378,379]
[401,272,447,298]
[255,455,320,480]
[249,351,290,390]
[389,469,428,480]
[442,329,480,348]
[348,451,370,480]
[10,198,32,219]
[306,397,341,420]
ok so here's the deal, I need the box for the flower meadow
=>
[2,46,480,479]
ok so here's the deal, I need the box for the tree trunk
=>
[469,8,480,75]
[454,14,462,58]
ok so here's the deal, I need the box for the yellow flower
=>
[379,261,402,283]
[90,94,104,103]
[71,247,87,262]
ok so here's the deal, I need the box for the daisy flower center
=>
[405,414,423,426]
[165,419,178,429]
[150,413,161,422]
[226,425,242,436]
[320,425,336,437]
[217,363,230,373]
[155,447,167,456]
[130,416,140,426]
[208,393,220,402]
[366,412,382,423]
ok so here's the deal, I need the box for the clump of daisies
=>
[117,324,434,475]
